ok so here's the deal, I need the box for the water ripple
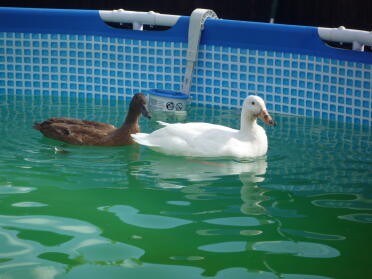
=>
[252,241,340,258]
[203,216,260,227]
[102,205,193,229]
[338,213,372,224]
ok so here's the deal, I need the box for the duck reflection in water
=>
[129,152,269,216]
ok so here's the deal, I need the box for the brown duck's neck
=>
[119,108,140,130]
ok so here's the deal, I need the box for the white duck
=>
[132,95,276,158]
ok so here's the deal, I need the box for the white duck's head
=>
[242,95,276,127]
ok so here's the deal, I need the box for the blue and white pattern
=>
[193,44,371,126]
[0,32,187,100]
[0,9,371,127]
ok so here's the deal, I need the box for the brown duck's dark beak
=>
[141,104,152,119]
[259,109,276,126]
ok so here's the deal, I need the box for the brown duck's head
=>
[130,93,152,119]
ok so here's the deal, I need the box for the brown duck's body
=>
[33,93,151,146]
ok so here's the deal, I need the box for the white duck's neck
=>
[239,110,258,135]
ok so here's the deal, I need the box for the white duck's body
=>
[134,121,268,158]
[132,95,276,158]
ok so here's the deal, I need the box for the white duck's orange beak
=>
[259,109,276,126]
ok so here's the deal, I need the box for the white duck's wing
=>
[133,122,238,157]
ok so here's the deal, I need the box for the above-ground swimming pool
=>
[0,94,371,279]
[0,6,371,279]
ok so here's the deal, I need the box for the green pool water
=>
[0,94,371,279]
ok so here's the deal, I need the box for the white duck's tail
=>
[156,121,169,126]
[131,133,160,147]
[131,133,149,145]
[132,121,169,147]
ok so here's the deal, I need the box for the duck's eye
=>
[251,101,255,105]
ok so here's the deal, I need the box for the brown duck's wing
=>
[66,124,113,145]
[48,117,116,131]
[36,121,112,145]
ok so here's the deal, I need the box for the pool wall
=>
[0,7,371,126]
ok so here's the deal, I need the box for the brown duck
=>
[33,93,151,146]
